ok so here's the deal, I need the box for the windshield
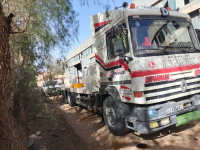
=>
[129,19,200,57]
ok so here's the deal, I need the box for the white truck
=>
[65,2,200,135]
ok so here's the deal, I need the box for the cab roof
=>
[90,7,190,37]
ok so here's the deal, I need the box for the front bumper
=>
[125,95,200,134]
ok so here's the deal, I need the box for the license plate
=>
[194,100,200,106]
[166,104,184,114]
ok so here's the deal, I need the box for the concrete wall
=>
[134,0,159,7]
[133,0,200,30]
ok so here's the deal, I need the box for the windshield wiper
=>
[159,46,200,52]
[138,48,169,54]
[177,46,200,49]
[182,46,200,52]
[159,46,175,48]
[139,48,162,50]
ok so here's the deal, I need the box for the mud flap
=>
[176,110,200,127]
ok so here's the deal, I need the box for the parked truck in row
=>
[64,2,200,135]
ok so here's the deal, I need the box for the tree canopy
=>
[2,0,79,61]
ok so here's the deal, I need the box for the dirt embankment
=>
[28,94,94,150]
[29,94,200,150]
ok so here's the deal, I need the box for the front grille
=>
[144,75,200,102]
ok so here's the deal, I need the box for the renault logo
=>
[180,79,187,92]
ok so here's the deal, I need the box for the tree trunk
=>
[0,3,27,150]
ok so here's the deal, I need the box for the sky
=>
[51,0,133,59]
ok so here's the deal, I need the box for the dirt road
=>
[32,97,200,150]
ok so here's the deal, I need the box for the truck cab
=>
[91,4,200,134]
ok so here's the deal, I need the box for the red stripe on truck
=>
[120,85,131,89]
[131,64,200,78]
[122,96,131,101]
[94,20,111,29]
[95,54,129,71]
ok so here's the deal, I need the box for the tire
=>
[63,91,68,103]
[103,96,129,136]
[67,92,75,107]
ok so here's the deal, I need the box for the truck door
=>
[82,57,99,94]
[67,66,77,85]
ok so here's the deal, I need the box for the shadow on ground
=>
[31,90,200,150]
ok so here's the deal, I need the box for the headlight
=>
[148,109,158,119]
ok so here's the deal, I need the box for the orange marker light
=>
[167,7,171,11]
[130,3,135,9]
[134,91,143,98]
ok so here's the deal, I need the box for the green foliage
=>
[45,55,65,78]
[3,0,79,49]
[114,24,127,48]
[1,0,79,117]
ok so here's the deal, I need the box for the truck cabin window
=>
[106,23,129,59]
[129,19,200,57]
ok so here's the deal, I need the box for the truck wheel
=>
[103,96,129,136]
[67,93,75,107]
